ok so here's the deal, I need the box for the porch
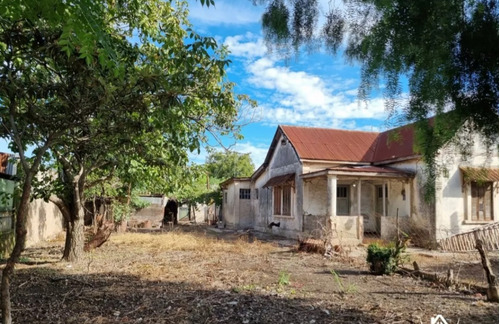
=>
[301,166,414,244]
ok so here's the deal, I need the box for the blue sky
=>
[187,0,400,167]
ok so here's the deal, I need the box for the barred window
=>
[273,186,282,214]
[239,189,251,199]
[273,185,292,216]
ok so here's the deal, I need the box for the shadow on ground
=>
[11,268,378,324]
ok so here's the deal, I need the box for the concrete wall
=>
[26,199,65,247]
[254,134,303,238]
[332,215,363,245]
[434,133,499,240]
[222,180,252,229]
[380,215,410,240]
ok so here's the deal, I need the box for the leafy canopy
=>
[206,150,255,180]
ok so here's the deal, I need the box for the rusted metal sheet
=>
[280,124,419,163]
[280,126,379,162]
[327,165,413,176]
[263,173,295,187]
[372,125,417,162]
[0,153,9,174]
[460,167,499,182]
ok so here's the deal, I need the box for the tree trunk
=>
[62,174,86,262]
[1,167,38,324]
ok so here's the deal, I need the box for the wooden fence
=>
[438,222,499,252]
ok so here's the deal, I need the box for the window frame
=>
[273,184,293,217]
[239,188,251,200]
[469,181,494,222]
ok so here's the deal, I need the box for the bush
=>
[366,240,406,275]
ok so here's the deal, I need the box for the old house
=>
[221,123,499,245]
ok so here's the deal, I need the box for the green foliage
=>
[0,0,250,264]
[131,196,151,210]
[278,270,290,287]
[111,200,133,223]
[206,150,255,180]
[330,270,357,294]
[366,240,406,275]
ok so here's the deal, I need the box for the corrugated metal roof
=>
[279,124,420,163]
[280,126,379,162]
[327,166,413,175]
[460,167,499,182]
[372,125,417,162]
[263,173,295,187]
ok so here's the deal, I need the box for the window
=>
[471,182,493,221]
[239,189,251,199]
[273,186,282,214]
[337,186,348,198]
[273,185,292,216]
[337,185,349,215]
[255,189,259,199]
[377,185,388,198]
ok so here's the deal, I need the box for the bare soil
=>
[5,225,499,324]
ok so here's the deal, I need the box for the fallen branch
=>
[84,222,114,252]
[475,239,499,302]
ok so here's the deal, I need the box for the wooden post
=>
[475,238,499,302]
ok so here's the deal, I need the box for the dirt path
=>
[6,225,498,323]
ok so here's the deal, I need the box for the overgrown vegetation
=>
[330,270,357,295]
[366,239,407,275]
[278,270,291,287]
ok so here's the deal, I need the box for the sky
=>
[186,0,402,168]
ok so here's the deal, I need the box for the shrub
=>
[366,240,406,275]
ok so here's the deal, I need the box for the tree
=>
[258,0,498,198]
[0,0,245,322]
[206,150,255,180]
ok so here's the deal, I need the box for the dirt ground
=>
[5,225,499,324]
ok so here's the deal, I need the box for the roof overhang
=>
[301,166,414,180]
[220,177,251,189]
[263,173,295,187]
[300,159,370,165]
[460,167,499,182]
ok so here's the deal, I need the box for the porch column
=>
[357,179,362,216]
[382,181,387,217]
[326,175,337,219]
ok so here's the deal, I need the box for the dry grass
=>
[110,231,274,256]
[10,227,500,323]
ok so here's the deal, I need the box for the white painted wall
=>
[434,133,499,240]
[222,179,252,229]
[254,134,303,238]
[26,199,65,247]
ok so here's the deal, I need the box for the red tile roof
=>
[279,124,419,163]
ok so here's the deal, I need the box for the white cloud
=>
[246,57,392,126]
[188,1,262,26]
[232,142,269,168]
[224,33,267,59]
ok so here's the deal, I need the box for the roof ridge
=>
[280,124,380,135]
